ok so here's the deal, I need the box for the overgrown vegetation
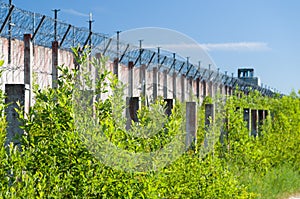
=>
[0,53,299,198]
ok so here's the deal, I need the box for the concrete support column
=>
[265,110,269,119]
[205,104,215,128]
[126,97,139,130]
[208,81,213,98]
[95,53,101,101]
[243,108,250,131]
[228,87,232,96]
[5,84,30,146]
[140,64,146,100]
[95,53,101,79]
[113,58,119,78]
[204,103,215,148]
[251,109,258,136]
[128,61,134,97]
[172,72,176,99]
[188,78,193,101]
[186,102,197,149]
[219,84,223,95]
[52,41,59,89]
[258,109,265,135]
[153,67,158,101]
[225,86,228,95]
[203,80,207,98]
[24,34,32,106]
[258,110,265,124]
[214,83,218,96]
[163,70,168,99]
[196,78,200,99]
[181,75,185,102]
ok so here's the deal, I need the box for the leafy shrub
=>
[0,54,299,198]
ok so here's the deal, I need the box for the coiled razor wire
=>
[0,1,277,96]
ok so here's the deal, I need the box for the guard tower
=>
[238,68,260,86]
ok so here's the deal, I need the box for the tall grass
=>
[238,164,300,199]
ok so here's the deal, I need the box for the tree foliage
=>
[0,55,299,198]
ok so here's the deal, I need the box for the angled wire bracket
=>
[60,24,72,46]
[146,52,156,69]
[178,62,185,74]
[133,49,144,66]
[186,65,193,77]
[102,38,112,55]
[32,15,46,41]
[0,5,15,34]
[83,31,93,48]
[119,44,129,63]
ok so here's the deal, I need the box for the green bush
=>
[0,54,299,198]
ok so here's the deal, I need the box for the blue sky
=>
[10,0,300,94]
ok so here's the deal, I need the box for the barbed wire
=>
[0,1,278,96]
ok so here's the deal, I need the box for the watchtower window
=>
[238,68,254,78]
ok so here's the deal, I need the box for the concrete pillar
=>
[219,84,223,95]
[163,70,168,99]
[208,81,213,98]
[126,97,139,130]
[113,58,119,78]
[228,87,232,96]
[203,80,207,97]
[221,120,229,147]
[140,64,146,101]
[204,103,215,148]
[205,104,215,126]
[5,84,30,146]
[186,102,197,149]
[243,108,250,131]
[95,53,101,101]
[251,109,258,136]
[128,61,134,97]
[52,41,59,89]
[152,67,158,101]
[181,75,185,102]
[258,110,265,135]
[95,53,101,79]
[164,99,173,117]
[24,34,32,106]
[172,72,176,99]
[265,110,269,119]
[196,78,200,99]
[258,110,265,124]
[188,78,193,101]
[214,83,218,96]
[205,104,215,128]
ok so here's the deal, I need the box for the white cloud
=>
[144,42,271,52]
[200,42,271,52]
[61,8,89,17]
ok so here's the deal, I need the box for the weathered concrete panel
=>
[126,97,139,130]
[251,109,258,136]
[186,102,197,148]
[133,67,140,97]
[204,103,215,148]
[140,65,146,98]
[152,67,158,100]
[172,72,176,99]
[5,84,29,146]
[181,75,185,102]
[52,41,59,88]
